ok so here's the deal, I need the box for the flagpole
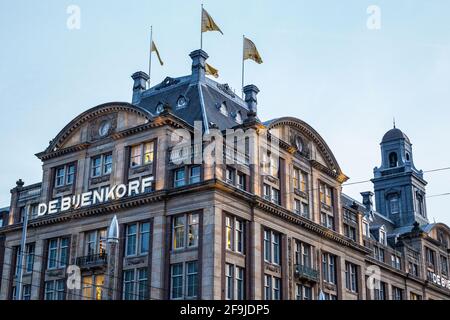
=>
[148,26,153,89]
[200,4,204,50]
[241,35,245,98]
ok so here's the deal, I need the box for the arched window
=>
[389,152,398,168]
[406,152,410,162]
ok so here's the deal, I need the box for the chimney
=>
[131,71,149,104]
[189,49,209,83]
[361,191,374,211]
[243,84,259,114]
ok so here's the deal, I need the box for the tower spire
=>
[393,117,396,129]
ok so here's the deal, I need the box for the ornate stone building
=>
[0,50,449,300]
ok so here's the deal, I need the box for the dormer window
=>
[235,111,242,124]
[219,102,228,116]
[379,228,387,246]
[362,219,369,238]
[389,152,398,168]
[156,103,164,114]
[177,96,187,109]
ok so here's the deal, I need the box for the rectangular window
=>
[264,274,281,300]
[295,241,312,268]
[391,255,401,270]
[426,247,435,267]
[237,172,246,190]
[344,224,357,241]
[55,163,76,187]
[226,168,235,184]
[441,255,449,276]
[319,182,332,206]
[189,166,201,184]
[130,142,155,168]
[174,168,186,188]
[82,274,104,300]
[125,222,150,257]
[25,243,35,274]
[22,285,31,300]
[321,212,335,230]
[263,184,271,200]
[322,253,336,285]
[122,268,148,300]
[85,229,106,256]
[271,188,280,205]
[374,281,386,300]
[345,262,358,293]
[293,168,308,193]
[296,284,312,300]
[47,237,69,269]
[392,286,403,300]
[172,213,199,250]
[170,261,198,300]
[264,229,281,265]
[44,279,65,300]
[225,215,245,254]
[91,154,112,177]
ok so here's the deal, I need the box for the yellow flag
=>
[201,8,223,34]
[243,37,263,64]
[205,63,219,78]
[151,41,164,66]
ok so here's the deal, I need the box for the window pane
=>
[131,145,142,167]
[140,222,150,254]
[144,142,154,164]
[126,224,137,256]
[103,154,112,175]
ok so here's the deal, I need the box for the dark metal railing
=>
[294,264,319,282]
[76,252,107,268]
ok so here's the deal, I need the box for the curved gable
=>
[266,117,348,182]
[44,102,152,153]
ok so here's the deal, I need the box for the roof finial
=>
[393,117,396,129]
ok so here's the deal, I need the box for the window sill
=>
[129,164,153,175]
[90,174,111,185]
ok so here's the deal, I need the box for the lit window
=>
[225,215,245,254]
[82,274,104,300]
[172,213,199,250]
[130,142,155,168]
[85,229,107,256]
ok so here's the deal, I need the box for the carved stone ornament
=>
[89,113,118,141]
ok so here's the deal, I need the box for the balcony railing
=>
[76,253,107,268]
[294,264,319,282]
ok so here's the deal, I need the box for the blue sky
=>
[0,0,449,224]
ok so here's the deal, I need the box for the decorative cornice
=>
[36,143,90,161]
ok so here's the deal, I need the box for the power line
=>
[0,243,169,300]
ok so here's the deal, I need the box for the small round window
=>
[156,103,164,114]
[177,96,187,108]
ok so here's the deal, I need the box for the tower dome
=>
[381,128,410,144]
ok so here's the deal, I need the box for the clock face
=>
[99,120,111,137]
[295,136,303,152]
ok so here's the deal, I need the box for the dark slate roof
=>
[137,75,252,131]
[0,207,9,213]
[382,128,411,144]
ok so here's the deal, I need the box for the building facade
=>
[1,49,450,300]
